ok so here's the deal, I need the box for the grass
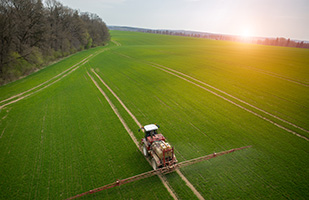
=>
[0,30,308,199]
[111,31,309,132]
[88,31,309,199]
[0,46,173,199]
[0,47,103,102]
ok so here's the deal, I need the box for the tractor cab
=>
[144,124,158,138]
[141,124,165,144]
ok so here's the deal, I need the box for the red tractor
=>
[139,124,177,170]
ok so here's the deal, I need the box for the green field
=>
[0,30,308,199]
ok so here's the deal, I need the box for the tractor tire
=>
[142,144,148,157]
[151,158,158,170]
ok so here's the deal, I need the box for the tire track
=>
[113,52,308,141]
[0,127,6,139]
[91,69,141,128]
[86,71,178,200]
[0,55,91,109]
[149,62,309,134]
[0,57,90,109]
[90,69,205,200]
[0,55,91,105]
[148,63,309,141]
[244,66,309,87]
[111,40,122,47]
[0,48,108,110]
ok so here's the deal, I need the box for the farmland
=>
[0,30,309,199]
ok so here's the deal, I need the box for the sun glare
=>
[241,28,251,38]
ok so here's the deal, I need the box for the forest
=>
[0,0,110,85]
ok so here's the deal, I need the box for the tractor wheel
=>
[151,158,158,170]
[142,144,148,157]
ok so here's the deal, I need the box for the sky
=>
[58,0,309,40]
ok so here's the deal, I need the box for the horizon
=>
[59,0,309,41]
[108,25,309,42]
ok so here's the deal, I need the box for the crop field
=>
[0,30,308,199]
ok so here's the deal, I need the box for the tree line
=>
[257,37,308,48]
[0,0,110,85]
[137,29,309,49]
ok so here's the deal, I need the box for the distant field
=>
[0,30,308,199]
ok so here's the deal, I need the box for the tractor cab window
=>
[146,130,157,138]
[150,130,157,136]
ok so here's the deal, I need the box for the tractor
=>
[68,122,251,199]
[139,124,177,170]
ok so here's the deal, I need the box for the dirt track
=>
[114,52,308,141]
[90,69,205,200]
[0,49,108,110]
[244,65,309,87]
[149,63,309,141]
[149,62,309,135]
[91,69,142,127]
[0,55,92,110]
[111,40,122,47]
[87,71,179,199]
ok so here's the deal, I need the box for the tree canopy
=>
[0,0,110,85]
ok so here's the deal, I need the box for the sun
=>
[240,28,252,38]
